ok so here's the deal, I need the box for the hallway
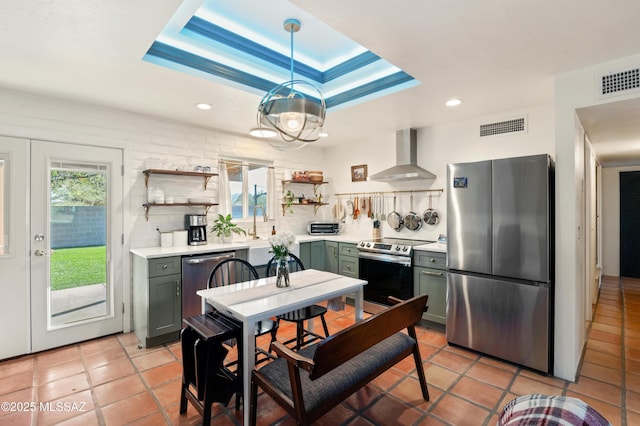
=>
[0,276,638,425]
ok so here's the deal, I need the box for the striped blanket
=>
[498,394,611,426]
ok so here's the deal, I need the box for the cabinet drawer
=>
[148,256,181,278]
[339,242,358,257]
[413,251,446,270]
[339,256,359,278]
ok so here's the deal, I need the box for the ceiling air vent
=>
[479,116,527,138]
[597,67,640,98]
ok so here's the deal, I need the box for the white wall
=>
[0,87,329,247]
[601,165,640,276]
[554,52,640,380]
[323,103,555,242]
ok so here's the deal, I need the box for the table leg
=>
[242,320,256,425]
[354,286,364,322]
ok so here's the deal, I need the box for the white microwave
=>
[307,221,340,235]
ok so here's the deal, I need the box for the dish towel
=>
[326,295,346,311]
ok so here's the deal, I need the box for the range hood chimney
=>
[368,129,437,182]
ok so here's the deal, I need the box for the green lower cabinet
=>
[338,242,359,278]
[299,242,310,268]
[299,241,326,270]
[133,255,182,348]
[325,241,338,273]
[299,240,358,277]
[413,266,446,324]
[148,274,182,337]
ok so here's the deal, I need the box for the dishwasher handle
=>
[182,252,235,265]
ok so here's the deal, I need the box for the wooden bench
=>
[249,294,430,425]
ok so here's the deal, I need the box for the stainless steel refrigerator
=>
[446,154,554,373]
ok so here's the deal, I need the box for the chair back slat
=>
[265,253,305,277]
[208,258,259,288]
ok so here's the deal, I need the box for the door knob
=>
[34,249,50,256]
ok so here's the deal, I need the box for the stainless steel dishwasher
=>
[181,252,235,320]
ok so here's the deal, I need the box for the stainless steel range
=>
[358,238,432,314]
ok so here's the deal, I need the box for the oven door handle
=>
[358,251,411,266]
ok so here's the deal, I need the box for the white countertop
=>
[130,233,361,259]
[414,242,447,253]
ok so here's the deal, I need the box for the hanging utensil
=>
[353,195,360,219]
[404,193,423,231]
[423,193,440,225]
[386,195,404,232]
[346,196,354,218]
[368,196,373,218]
[380,196,386,221]
[333,197,346,221]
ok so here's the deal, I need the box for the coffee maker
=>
[185,214,207,246]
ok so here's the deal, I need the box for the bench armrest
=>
[271,341,315,373]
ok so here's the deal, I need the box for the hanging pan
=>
[423,193,440,225]
[386,195,404,232]
[404,193,423,231]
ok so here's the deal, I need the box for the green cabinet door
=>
[325,241,338,273]
[148,273,182,337]
[299,241,326,270]
[309,240,326,270]
[299,242,311,269]
[413,266,446,324]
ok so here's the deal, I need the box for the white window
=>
[220,159,273,220]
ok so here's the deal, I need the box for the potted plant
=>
[284,190,296,214]
[210,213,246,243]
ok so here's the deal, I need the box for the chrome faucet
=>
[250,204,265,239]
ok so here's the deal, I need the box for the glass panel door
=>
[31,141,123,352]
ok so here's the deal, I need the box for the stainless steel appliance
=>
[186,214,207,246]
[181,251,235,319]
[358,238,432,314]
[446,154,554,373]
[307,221,340,235]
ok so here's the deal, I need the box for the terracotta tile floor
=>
[1,275,638,425]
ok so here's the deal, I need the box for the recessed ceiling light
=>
[445,98,462,107]
[249,128,277,138]
[196,103,212,110]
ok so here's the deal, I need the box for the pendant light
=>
[252,19,326,151]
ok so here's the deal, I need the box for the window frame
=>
[220,157,273,221]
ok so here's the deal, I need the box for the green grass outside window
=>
[50,246,107,291]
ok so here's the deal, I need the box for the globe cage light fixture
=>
[254,19,326,151]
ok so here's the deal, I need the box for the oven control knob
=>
[359,242,365,247]
[395,246,401,251]
[366,243,371,247]
[402,246,408,252]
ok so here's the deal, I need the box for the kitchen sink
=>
[246,239,300,266]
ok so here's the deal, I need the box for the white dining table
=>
[197,268,367,425]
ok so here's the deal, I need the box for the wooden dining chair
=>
[207,258,278,365]
[265,254,330,350]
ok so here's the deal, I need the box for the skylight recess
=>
[143,0,419,110]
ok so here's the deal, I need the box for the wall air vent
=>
[597,68,640,98]
[479,116,527,138]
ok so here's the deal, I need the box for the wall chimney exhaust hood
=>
[368,129,436,181]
